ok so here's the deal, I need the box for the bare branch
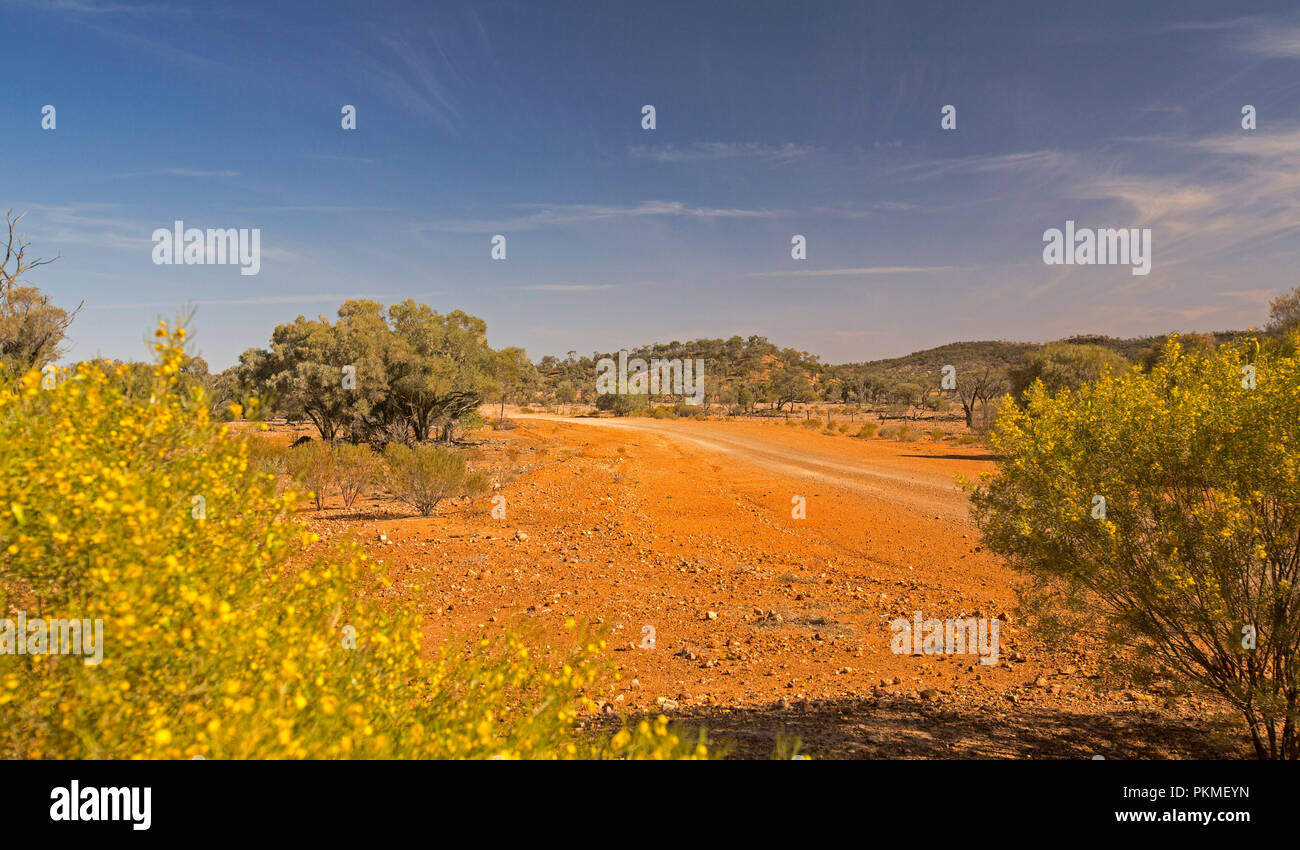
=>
[1,210,60,298]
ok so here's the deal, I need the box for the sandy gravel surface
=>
[293,415,1247,758]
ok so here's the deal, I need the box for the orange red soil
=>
[292,415,1246,759]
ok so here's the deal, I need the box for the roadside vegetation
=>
[0,323,710,759]
[972,327,1300,759]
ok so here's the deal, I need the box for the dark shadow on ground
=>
[651,694,1246,759]
[900,452,1003,462]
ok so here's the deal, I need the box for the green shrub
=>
[878,423,917,442]
[383,443,483,516]
[595,393,647,416]
[333,443,382,508]
[453,410,485,438]
[285,439,334,510]
[972,334,1300,759]
[854,423,879,439]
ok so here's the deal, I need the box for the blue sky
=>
[5,0,1300,368]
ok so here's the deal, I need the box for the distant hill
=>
[528,330,1252,410]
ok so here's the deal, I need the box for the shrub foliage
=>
[972,335,1300,758]
[0,324,708,759]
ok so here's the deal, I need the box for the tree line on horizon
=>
[6,219,1300,437]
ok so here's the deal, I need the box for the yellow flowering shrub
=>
[971,334,1300,759]
[0,323,710,760]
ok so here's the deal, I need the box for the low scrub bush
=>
[334,443,382,508]
[595,393,647,417]
[854,423,879,439]
[383,443,486,516]
[879,423,917,441]
[285,439,334,510]
[452,410,485,438]
[241,434,287,477]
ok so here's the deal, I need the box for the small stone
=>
[706,611,718,620]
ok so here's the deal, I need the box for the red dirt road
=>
[299,415,1246,758]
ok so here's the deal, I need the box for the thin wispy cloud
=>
[628,142,816,163]
[415,200,789,233]
[12,203,152,251]
[1218,288,1276,303]
[109,168,240,179]
[892,150,1073,179]
[306,154,377,165]
[745,266,956,277]
[346,32,464,134]
[1073,127,1300,268]
[86,294,391,310]
[1250,27,1300,58]
[1,0,171,13]
[511,284,619,292]
[1164,16,1300,60]
[416,199,921,234]
[240,204,397,214]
